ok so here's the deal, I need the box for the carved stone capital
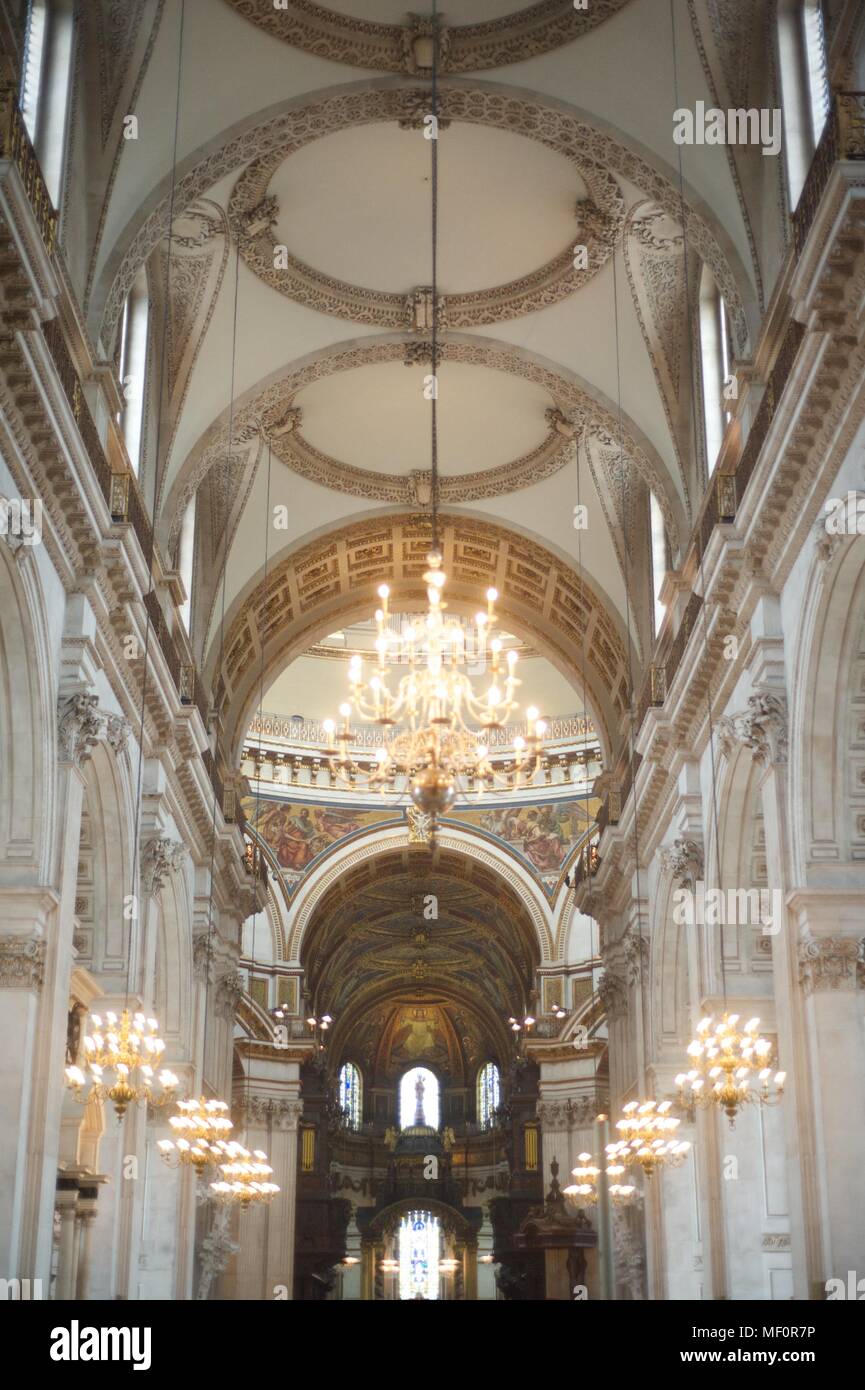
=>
[57,693,102,766]
[718,692,788,767]
[215,970,244,1020]
[103,713,131,757]
[660,837,704,890]
[192,927,214,982]
[0,935,45,989]
[622,929,650,985]
[798,933,864,995]
[597,967,628,1021]
[141,836,188,896]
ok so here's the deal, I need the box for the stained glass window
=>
[398,1211,440,1300]
[477,1062,500,1129]
[338,1061,362,1130]
[399,1066,439,1130]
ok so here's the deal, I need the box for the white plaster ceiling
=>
[295,359,552,475]
[269,122,585,293]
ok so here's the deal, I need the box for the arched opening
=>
[399,1067,440,1131]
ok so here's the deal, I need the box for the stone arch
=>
[217,509,632,768]
[93,78,757,357]
[285,822,554,964]
[792,538,865,881]
[77,740,136,976]
[0,543,54,881]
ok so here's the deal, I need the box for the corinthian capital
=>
[57,693,102,766]
[660,837,704,890]
[798,933,864,995]
[141,836,188,895]
[718,692,788,767]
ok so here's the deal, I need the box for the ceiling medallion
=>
[223,1,633,74]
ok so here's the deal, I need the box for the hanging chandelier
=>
[209,1142,280,1208]
[675,1014,786,1123]
[65,1009,179,1120]
[324,561,547,814]
[157,1097,236,1171]
[322,15,545,816]
[563,1153,637,1207]
[605,1101,691,1177]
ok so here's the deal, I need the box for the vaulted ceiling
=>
[66,0,784,760]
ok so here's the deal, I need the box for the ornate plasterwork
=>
[597,966,628,1020]
[718,692,788,767]
[224,0,632,73]
[798,934,864,995]
[622,928,649,985]
[230,130,624,327]
[234,1094,304,1129]
[0,936,46,990]
[170,335,679,550]
[101,83,749,356]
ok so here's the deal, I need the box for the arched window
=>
[177,495,196,633]
[117,267,149,475]
[20,0,74,205]
[398,1211,441,1300]
[778,0,831,207]
[399,1066,439,1131]
[477,1062,500,1130]
[649,492,668,636]
[699,264,732,476]
[338,1061,362,1130]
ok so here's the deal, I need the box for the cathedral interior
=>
[0,0,864,1307]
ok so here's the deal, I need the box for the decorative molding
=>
[761,1232,791,1251]
[230,118,624,327]
[0,935,45,989]
[196,1207,238,1302]
[223,0,632,74]
[660,836,704,890]
[612,1208,646,1300]
[103,712,131,757]
[717,692,788,767]
[798,933,864,995]
[140,836,188,896]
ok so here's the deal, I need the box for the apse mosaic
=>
[242,793,599,893]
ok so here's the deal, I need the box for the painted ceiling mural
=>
[241,792,599,894]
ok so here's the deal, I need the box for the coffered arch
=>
[215,509,633,766]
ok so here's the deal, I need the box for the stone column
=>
[54,1185,79,1300]
[719,687,823,1298]
[75,1203,98,1299]
[792,890,865,1284]
[462,1236,478,1299]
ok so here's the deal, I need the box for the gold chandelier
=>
[675,1013,786,1122]
[65,1008,178,1120]
[324,557,546,815]
[605,1101,691,1177]
[209,1142,280,1208]
[563,1152,637,1207]
[157,1097,235,1171]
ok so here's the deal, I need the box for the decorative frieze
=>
[718,692,788,767]
[536,1097,599,1130]
[798,933,864,995]
[0,935,45,989]
[234,1095,304,1129]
